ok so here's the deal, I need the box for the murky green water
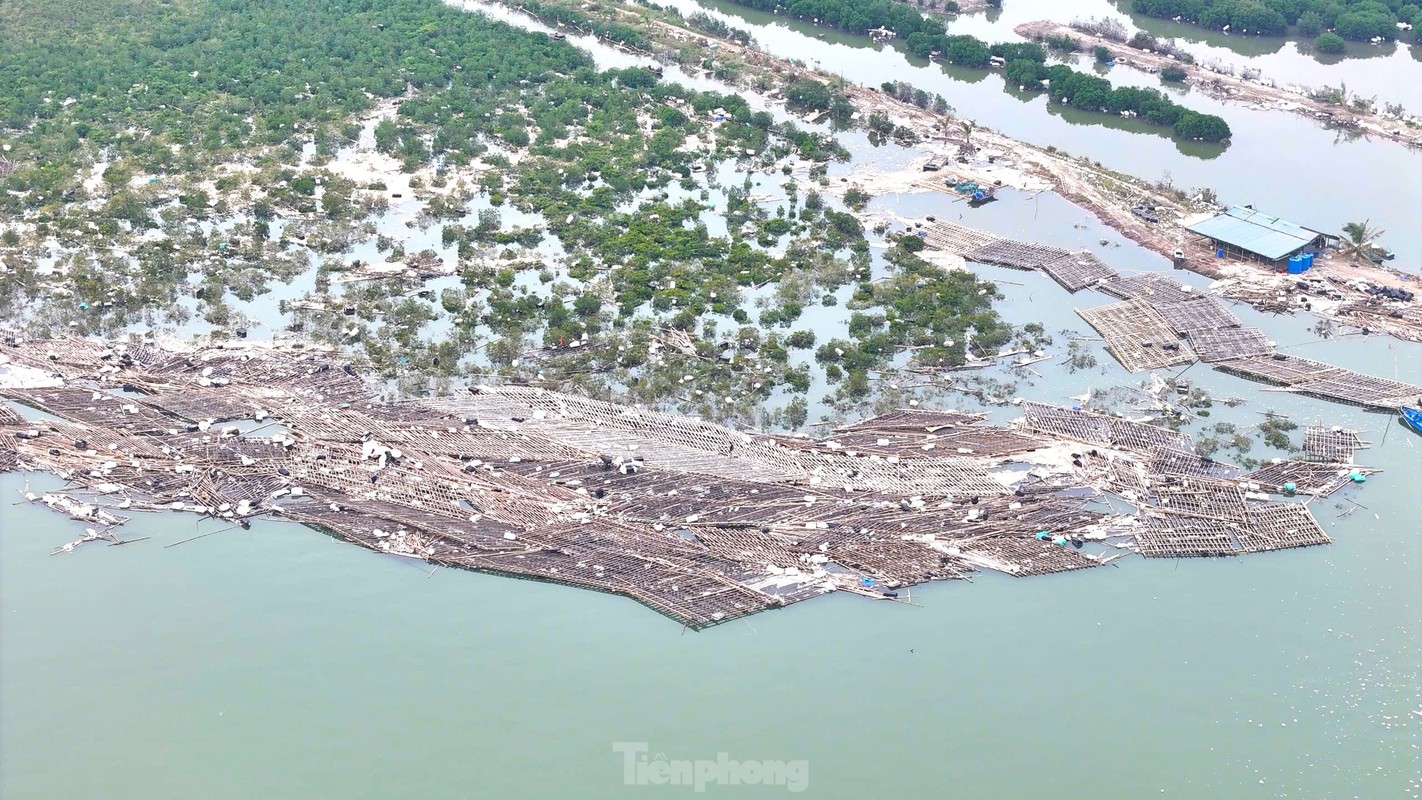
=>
[2,2,1420,798]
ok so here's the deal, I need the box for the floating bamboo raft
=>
[0,336,1376,629]
[1244,460,1374,497]
[922,221,1000,253]
[1213,354,1422,409]
[918,220,1417,406]
[1135,501,1330,558]
[1077,299,1197,372]
[1302,426,1367,463]
[1098,273,1201,305]
[1152,296,1242,335]
[1186,326,1274,362]
[1068,289,1420,407]
[966,239,1072,271]
[1213,353,1342,385]
[1039,250,1118,292]
[922,221,1118,292]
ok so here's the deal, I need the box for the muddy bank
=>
[825,81,1422,340]
[532,0,1422,340]
[1015,20,1422,149]
[892,0,996,15]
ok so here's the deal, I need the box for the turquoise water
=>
[5,224,1419,796]
[3,404,1418,799]
[3,2,1420,797]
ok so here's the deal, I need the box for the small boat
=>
[1401,405,1422,435]
[967,187,998,207]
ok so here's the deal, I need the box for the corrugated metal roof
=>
[1185,206,1322,260]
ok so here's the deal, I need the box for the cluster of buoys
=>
[1035,530,1086,549]
[598,452,643,474]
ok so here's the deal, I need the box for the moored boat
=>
[1401,405,1422,435]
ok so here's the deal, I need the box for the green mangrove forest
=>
[2,0,1053,428]
[724,0,1233,142]
[1130,0,1420,43]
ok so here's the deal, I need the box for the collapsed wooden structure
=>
[1302,426,1367,463]
[1152,296,1242,335]
[923,221,1120,292]
[1076,299,1196,372]
[0,337,1375,629]
[1214,353,1422,409]
[920,221,1421,403]
[1074,278,1421,407]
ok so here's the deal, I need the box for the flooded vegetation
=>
[1035,16,1422,145]
[725,0,1236,142]
[1130,0,1419,50]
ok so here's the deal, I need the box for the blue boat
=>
[1401,406,1422,435]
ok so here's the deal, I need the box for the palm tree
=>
[952,119,978,156]
[959,119,976,148]
[1339,220,1386,261]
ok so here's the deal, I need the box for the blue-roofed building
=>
[1184,206,1336,266]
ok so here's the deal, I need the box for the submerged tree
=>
[1315,32,1346,54]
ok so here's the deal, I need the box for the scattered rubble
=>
[1,335,1377,629]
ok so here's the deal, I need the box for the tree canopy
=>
[1132,0,1413,42]
[725,0,1231,145]
[0,0,605,204]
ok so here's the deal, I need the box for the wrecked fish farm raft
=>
[916,221,1422,407]
[916,218,1422,345]
[0,337,1379,630]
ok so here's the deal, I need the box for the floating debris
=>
[0,336,1378,630]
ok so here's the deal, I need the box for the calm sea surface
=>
[2,2,1419,797]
